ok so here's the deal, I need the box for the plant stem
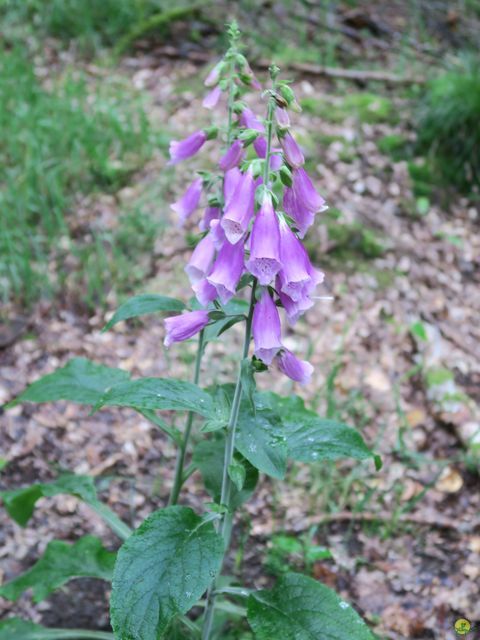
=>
[201,283,256,640]
[169,329,205,506]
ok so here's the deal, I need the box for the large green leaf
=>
[247,573,375,639]
[203,298,248,342]
[1,474,98,526]
[193,437,258,510]
[0,617,114,639]
[110,506,224,640]
[236,408,288,479]
[256,392,379,466]
[0,536,115,603]
[96,378,214,417]
[5,358,130,408]
[103,294,185,332]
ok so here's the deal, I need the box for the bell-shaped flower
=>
[185,233,215,284]
[205,61,222,87]
[221,168,255,244]
[207,239,244,304]
[279,131,305,169]
[199,206,219,232]
[277,218,311,301]
[293,168,327,213]
[276,348,313,384]
[278,289,314,325]
[246,194,281,285]
[203,85,222,110]
[164,310,209,347]
[171,178,202,225]
[276,108,290,130]
[252,289,282,365]
[169,130,207,165]
[240,108,264,133]
[224,167,242,207]
[209,219,226,250]
[219,140,245,172]
[192,278,218,307]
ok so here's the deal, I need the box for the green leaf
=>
[103,294,185,332]
[203,298,248,342]
[110,506,224,639]
[193,438,258,510]
[257,392,377,465]
[0,617,114,639]
[6,358,130,408]
[410,321,428,342]
[1,474,98,526]
[247,573,375,639]
[96,378,214,417]
[0,536,115,603]
[228,461,246,492]
[236,408,287,479]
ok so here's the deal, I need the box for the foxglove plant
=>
[0,23,379,640]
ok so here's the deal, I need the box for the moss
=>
[377,134,409,159]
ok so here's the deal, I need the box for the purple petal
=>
[252,289,282,365]
[293,168,327,213]
[276,349,313,384]
[219,140,245,172]
[192,278,218,307]
[278,289,314,325]
[207,239,244,304]
[279,132,305,169]
[185,233,215,284]
[203,85,222,110]
[277,218,311,301]
[164,310,209,347]
[199,206,220,232]
[246,194,281,285]
[169,130,206,165]
[240,108,264,133]
[171,178,202,225]
[221,168,255,244]
[224,167,242,207]
[204,61,222,87]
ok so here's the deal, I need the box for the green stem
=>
[169,329,205,506]
[201,283,256,640]
[89,500,132,541]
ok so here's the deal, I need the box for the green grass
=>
[416,57,480,194]
[0,47,158,306]
[301,93,395,125]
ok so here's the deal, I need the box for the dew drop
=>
[185,591,192,598]
[339,601,349,609]
[311,452,319,460]
[307,437,314,443]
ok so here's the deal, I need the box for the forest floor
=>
[1,50,480,640]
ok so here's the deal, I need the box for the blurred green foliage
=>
[301,93,395,125]
[0,47,156,305]
[416,57,480,194]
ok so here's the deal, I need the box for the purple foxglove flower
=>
[221,168,255,244]
[164,310,209,347]
[283,187,313,239]
[253,136,267,158]
[203,85,222,110]
[293,168,327,213]
[192,278,217,307]
[246,194,281,285]
[185,233,215,284]
[207,239,244,304]
[252,289,282,365]
[276,108,290,129]
[277,218,311,301]
[169,130,206,165]
[205,61,222,87]
[279,131,305,169]
[240,108,264,133]
[224,167,242,207]
[171,177,202,225]
[199,206,219,232]
[210,219,226,249]
[270,150,283,170]
[219,140,245,172]
[278,289,314,325]
[276,349,314,384]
